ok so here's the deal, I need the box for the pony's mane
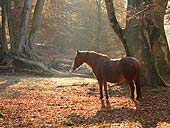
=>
[86,51,111,58]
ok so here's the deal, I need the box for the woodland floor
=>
[0,75,170,128]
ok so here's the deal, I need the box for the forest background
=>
[0,0,170,127]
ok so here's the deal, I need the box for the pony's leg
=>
[98,80,103,100]
[127,80,135,100]
[104,81,109,99]
[134,79,142,100]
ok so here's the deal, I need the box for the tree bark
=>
[28,0,45,50]
[104,0,130,56]
[96,0,102,52]
[104,0,169,86]
[151,0,170,79]
[125,11,166,86]
[6,0,16,50]
[17,0,32,52]
[0,3,8,51]
[0,0,5,6]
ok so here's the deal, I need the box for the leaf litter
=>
[0,76,170,128]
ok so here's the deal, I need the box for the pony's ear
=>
[76,50,80,55]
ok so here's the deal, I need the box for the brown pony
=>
[71,50,142,100]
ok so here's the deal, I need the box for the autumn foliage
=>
[0,76,170,127]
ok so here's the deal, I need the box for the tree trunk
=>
[125,10,166,86]
[151,0,170,80]
[104,0,130,56]
[17,0,32,52]
[96,0,102,52]
[104,0,169,86]
[6,0,16,50]
[28,0,45,50]
[0,0,73,77]
[0,0,5,6]
[0,3,8,51]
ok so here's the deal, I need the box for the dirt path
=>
[0,75,170,128]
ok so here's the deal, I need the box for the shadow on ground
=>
[0,76,21,98]
[87,82,129,98]
[67,87,170,128]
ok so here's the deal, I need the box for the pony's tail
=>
[135,66,142,99]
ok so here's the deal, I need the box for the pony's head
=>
[70,50,86,72]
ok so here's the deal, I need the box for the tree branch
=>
[104,0,125,41]
[104,0,130,56]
